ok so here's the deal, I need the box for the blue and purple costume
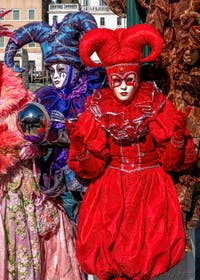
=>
[5,11,107,221]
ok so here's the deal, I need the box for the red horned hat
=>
[79,24,163,71]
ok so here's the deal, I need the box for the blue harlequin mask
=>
[48,63,80,90]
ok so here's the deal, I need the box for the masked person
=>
[67,24,197,280]
[4,11,105,280]
[5,11,106,222]
[0,10,43,279]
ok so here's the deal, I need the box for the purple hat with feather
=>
[4,11,97,72]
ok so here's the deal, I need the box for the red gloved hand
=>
[173,106,191,140]
[65,119,83,152]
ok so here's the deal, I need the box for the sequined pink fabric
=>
[41,207,85,280]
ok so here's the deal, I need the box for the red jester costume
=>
[68,25,196,280]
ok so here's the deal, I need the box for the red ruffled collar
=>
[88,82,165,142]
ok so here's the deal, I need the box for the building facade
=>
[0,0,43,71]
[48,0,126,29]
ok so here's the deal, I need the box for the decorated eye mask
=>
[106,65,140,103]
[110,72,136,88]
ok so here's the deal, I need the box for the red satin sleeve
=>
[68,111,109,179]
[149,100,196,172]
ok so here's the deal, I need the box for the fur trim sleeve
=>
[0,64,33,119]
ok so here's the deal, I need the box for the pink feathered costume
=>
[0,63,42,279]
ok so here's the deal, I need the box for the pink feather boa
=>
[0,64,33,174]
